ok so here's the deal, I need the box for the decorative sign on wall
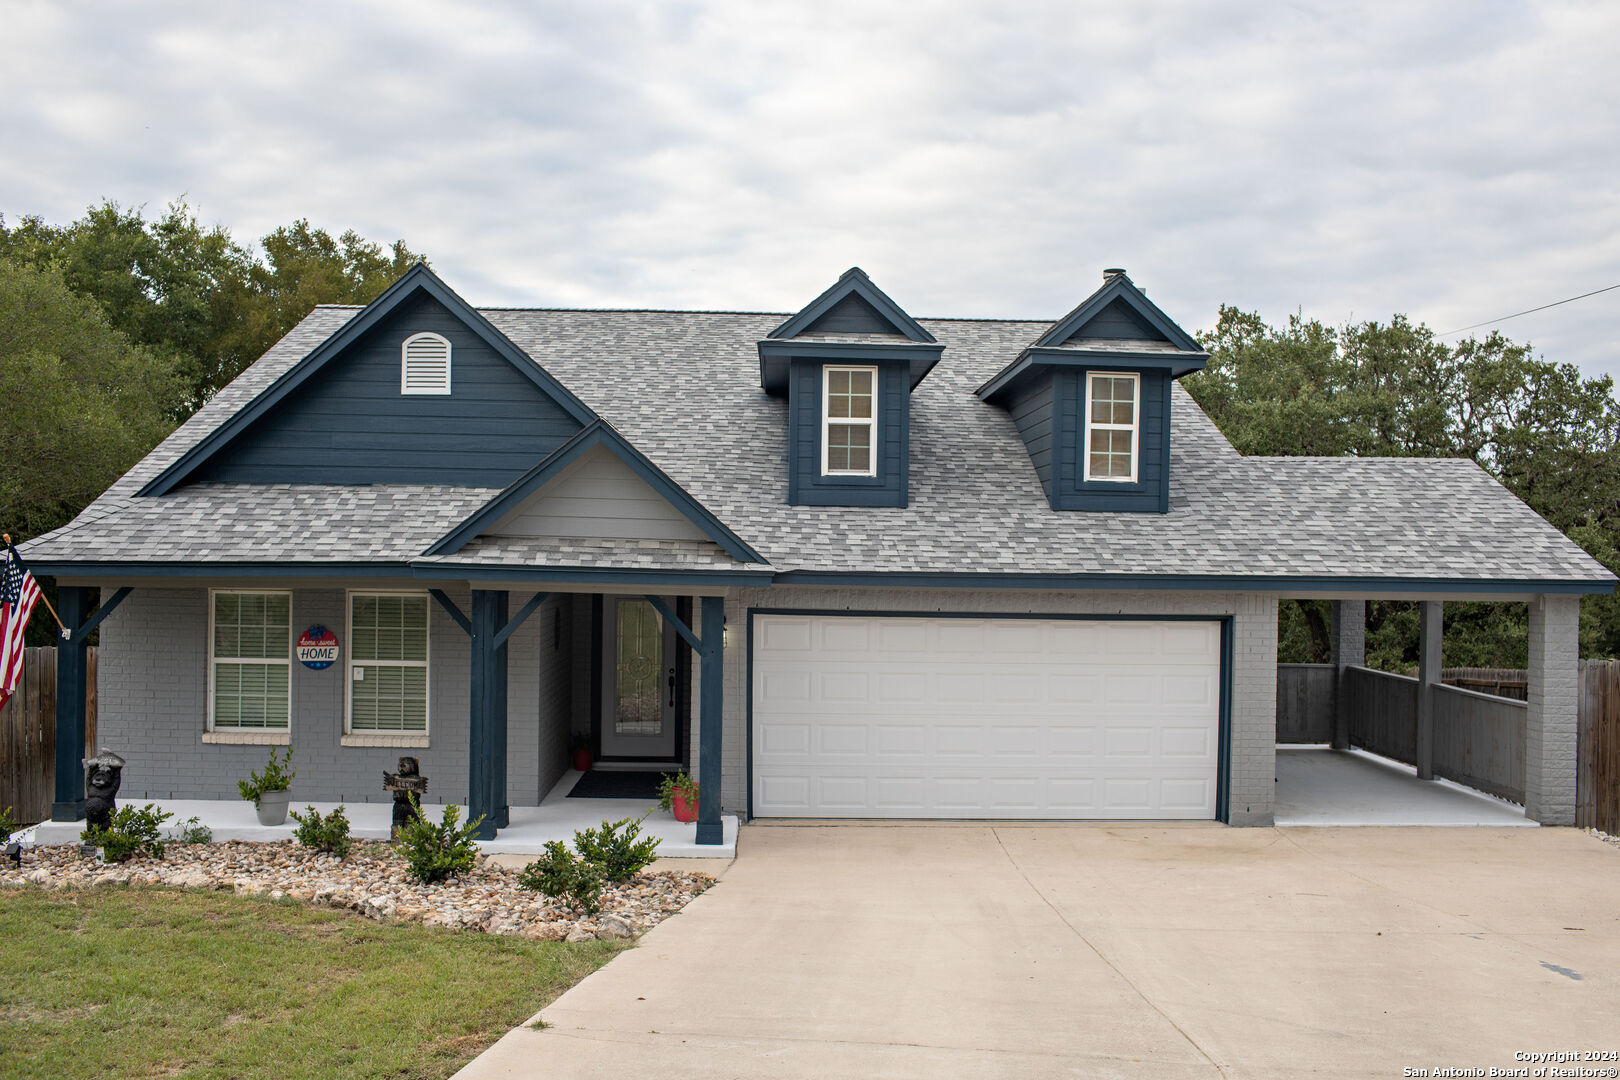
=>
[296,625,340,670]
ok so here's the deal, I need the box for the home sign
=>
[296,626,340,670]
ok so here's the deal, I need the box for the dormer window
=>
[822,366,877,476]
[401,332,451,395]
[1084,372,1138,482]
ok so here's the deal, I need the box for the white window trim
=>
[401,331,452,395]
[206,589,293,736]
[821,364,879,477]
[1082,371,1141,484]
[345,590,431,744]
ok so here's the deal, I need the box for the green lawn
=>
[0,886,626,1080]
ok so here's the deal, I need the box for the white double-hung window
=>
[209,591,292,733]
[822,365,877,476]
[348,593,430,736]
[1084,372,1139,482]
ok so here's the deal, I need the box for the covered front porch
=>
[32,769,739,856]
[45,577,740,848]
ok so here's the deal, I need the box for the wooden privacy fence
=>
[0,647,97,825]
[1578,660,1620,834]
[1276,663,1337,742]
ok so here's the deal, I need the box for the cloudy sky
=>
[5,1,1618,377]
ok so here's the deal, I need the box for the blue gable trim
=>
[424,420,767,564]
[1033,273,1203,352]
[138,264,598,497]
[976,348,1208,402]
[767,267,937,344]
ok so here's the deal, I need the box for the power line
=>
[1439,281,1620,337]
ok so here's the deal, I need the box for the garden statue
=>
[382,756,428,839]
[84,748,127,829]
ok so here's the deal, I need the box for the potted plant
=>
[238,747,296,826]
[657,772,699,823]
[571,734,594,774]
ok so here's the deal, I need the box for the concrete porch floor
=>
[1274,746,1533,826]
[26,769,738,857]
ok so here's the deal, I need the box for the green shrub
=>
[1,805,18,840]
[396,796,484,884]
[657,772,698,812]
[82,804,173,863]
[237,747,295,807]
[172,816,212,845]
[289,805,351,858]
[572,814,661,883]
[517,841,604,915]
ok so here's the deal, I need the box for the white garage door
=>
[752,614,1222,820]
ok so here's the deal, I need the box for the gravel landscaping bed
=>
[0,840,714,941]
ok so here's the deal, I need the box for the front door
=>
[599,597,679,759]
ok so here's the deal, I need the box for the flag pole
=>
[2,534,69,638]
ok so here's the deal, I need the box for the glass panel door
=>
[599,597,679,759]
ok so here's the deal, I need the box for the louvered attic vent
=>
[401,332,451,394]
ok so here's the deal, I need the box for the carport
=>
[1273,596,1569,825]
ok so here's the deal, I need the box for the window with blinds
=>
[401,332,451,394]
[348,593,429,733]
[210,591,292,730]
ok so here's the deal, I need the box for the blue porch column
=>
[50,587,93,821]
[50,585,131,822]
[696,595,724,846]
[468,590,509,839]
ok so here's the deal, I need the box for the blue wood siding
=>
[1007,376,1055,501]
[1063,297,1167,343]
[1052,368,1169,512]
[787,358,908,507]
[195,293,583,486]
[802,293,908,336]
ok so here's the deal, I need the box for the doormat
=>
[567,770,668,800]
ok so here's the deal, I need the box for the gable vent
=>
[401,332,451,395]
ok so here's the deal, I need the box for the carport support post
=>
[1525,594,1579,824]
[696,595,724,846]
[1416,600,1442,781]
[1329,600,1364,750]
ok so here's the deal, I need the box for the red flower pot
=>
[572,748,593,773]
[671,791,698,823]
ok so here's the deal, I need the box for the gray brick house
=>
[22,264,1612,843]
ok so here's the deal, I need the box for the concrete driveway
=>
[458,825,1620,1079]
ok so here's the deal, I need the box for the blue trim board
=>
[425,420,766,564]
[1034,273,1203,353]
[26,560,1613,595]
[1216,617,1234,824]
[644,595,703,652]
[493,590,548,649]
[138,263,598,497]
[744,607,1234,824]
[766,571,1615,595]
[758,340,943,395]
[976,349,1206,402]
[767,267,937,344]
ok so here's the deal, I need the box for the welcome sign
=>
[296,626,340,670]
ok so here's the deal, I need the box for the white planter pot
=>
[255,789,292,826]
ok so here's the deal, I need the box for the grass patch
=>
[0,886,625,1080]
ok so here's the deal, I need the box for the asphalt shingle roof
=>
[21,303,1615,589]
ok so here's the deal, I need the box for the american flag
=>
[1,545,43,711]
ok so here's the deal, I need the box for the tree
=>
[0,259,184,643]
[0,201,424,414]
[1185,307,1620,664]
